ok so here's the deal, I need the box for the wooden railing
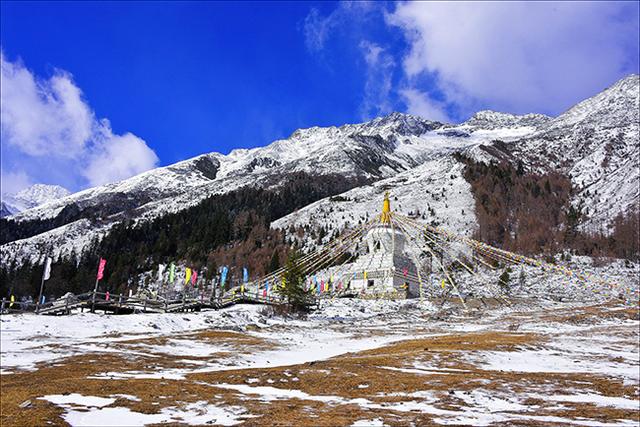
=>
[1,288,295,316]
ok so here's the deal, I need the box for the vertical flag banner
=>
[97,258,107,281]
[185,268,192,285]
[441,278,446,289]
[265,280,269,294]
[191,270,198,286]
[243,267,249,283]
[169,263,175,282]
[10,295,15,308]
[41,295,45,304]
[43,257,52,281]
[221,266,229,287]
[158,264,166,282]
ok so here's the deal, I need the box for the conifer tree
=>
[277,250,313,312]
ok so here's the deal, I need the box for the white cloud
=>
[387,1,640,118]
[0,170,33,196]
[303,2,376,52]
[84,126,158,187]
[0,55,92,157]
[399,88,450,123]
[359,41,395,119]
[0,51,159,194]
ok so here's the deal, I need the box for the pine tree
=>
[277,250,313,312]
[267,250,280,273]
[498,268,511,294]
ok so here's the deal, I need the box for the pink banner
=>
[97,258,107,280]
[191,270,198,285]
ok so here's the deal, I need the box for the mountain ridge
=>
[1,74,638,267]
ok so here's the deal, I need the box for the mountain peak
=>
[1,184,70,217]
[464,110,552,130]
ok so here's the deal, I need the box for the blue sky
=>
[1,1,638,194]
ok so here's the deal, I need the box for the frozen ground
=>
[1,298,638,426]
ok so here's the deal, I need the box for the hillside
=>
[1,74,638,293]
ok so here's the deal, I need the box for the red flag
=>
[97,258,107,280]
[403,267,408,277]
[191,270,198,285]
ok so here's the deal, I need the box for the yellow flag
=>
[9,295,15,308]
[441,278,446,289]
[185,268,192,285]
[363,271,367,280]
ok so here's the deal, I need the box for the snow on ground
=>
[40,394,251,426]
[2,297,639,426]
[0,299,436,374]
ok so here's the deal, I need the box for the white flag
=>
[43,257,52,281]
[158,264,166,282]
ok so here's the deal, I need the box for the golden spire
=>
[380,191,391,224]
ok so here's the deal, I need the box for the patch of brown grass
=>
[2,324,638,426]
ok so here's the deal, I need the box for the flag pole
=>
[37,256,51,314]
[92,258,103,312]
[36,261,46,314]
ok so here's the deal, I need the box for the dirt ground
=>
[1,302,638,426]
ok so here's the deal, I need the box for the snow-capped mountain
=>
[1,74,638,265]
[463,110,552,130]
[508,74,640,232]
[1,184,70,217]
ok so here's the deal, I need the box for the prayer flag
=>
[169,263,175,282]
[158,264,166,282]
[185,268,192,285]
[10,295,15,308]
[221,266,229,287]
[441,278,446,289]
[191,270,198,286]
[243,267,249,283]
[43,257,52,281]
[96,258,107,281]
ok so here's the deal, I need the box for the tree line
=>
[0,172,370,300]
[456,154,639,261]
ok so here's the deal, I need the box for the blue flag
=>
[220,266,229,287]
[243,267,249,283]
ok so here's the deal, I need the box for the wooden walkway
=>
[2,291,290,316]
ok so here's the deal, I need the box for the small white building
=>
[341,193,426,298]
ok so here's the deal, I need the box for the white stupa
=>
[345,193,424,298]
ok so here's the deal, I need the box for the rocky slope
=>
[507,74,640,232]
